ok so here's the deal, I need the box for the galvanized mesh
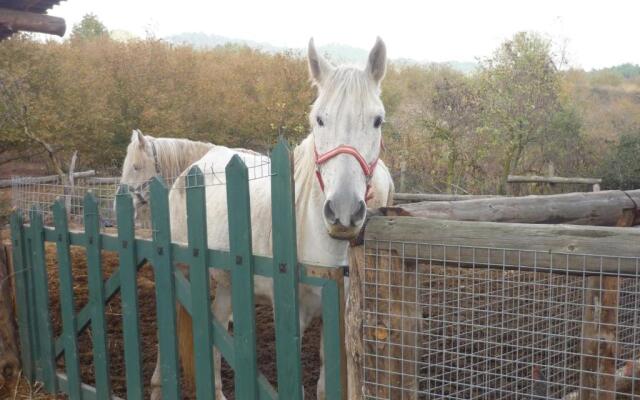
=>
[362,240,640,399]
[10,153,272,229]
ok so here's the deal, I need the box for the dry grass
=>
[0,372,64,399]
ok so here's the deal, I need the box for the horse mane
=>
[150,137,215,180]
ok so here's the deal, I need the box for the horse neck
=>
[293,135,350,266]
[154,138,214,180]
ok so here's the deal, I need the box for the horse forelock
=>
[310,67,381,122]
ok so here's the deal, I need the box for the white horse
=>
[118,130,261,219]
[118,130,215,217]
[152,38,395,399]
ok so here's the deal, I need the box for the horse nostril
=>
[323,200,337,224]
[351,200,367,226]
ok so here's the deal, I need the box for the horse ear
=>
[366,37,387,85]
[132,129,146,148]
[307,38,333,86]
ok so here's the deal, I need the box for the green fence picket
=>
[83,193,112,399]
[226,155,259,398]
[9,212,34,381]
[28,208,58,392]
[270,139,303,399]
[24,215,41,382]
[53,201,82,400]
[115,188,144,400]
[185,167,216,399]
[149,177,181,399]
[321,279,346,399]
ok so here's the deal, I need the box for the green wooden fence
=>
[9,140,346,399]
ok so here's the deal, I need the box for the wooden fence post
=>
[580,275,619,400]
[358,243,418,399]
[0,243,20,387]
[346,246,365,400]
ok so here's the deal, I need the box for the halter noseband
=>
[314,138,382,202]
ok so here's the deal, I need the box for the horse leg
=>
[212,285,232,400]
[150,347,162,400]
[317,331,326,400]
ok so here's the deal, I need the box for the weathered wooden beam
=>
[0,170,96,188]
[0,244,19,388]
[393,192,502,203]
[0,8,66,37]
[395,189,640,226]
[363,216,640,274]
[508,175,602,185]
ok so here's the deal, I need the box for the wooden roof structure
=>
[0,0,66,40]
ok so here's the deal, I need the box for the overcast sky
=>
[49,0,639,70]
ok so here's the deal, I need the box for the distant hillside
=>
[164,32,478,73]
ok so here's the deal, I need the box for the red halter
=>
[314,138,383,202]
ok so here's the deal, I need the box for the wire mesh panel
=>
[9,151,272,230]
[362,240,640,400]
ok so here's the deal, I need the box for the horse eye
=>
[133,165,140,171]
[374,116,384,129]
[316,116,324,127]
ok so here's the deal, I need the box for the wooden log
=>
[393,193,503,203]
[508,175,602,185]
[395,189,640,226]
[580,276,619,400]
[363,216,640,274]
[0,244,20,387]
[0,170,96,188]
[0,8,66,36]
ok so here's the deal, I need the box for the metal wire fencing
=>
[362,240,640,400]
[10,152,272,230]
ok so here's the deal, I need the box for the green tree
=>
[70,14,108,41]
[600,132,640,190]
[479,32,561,193]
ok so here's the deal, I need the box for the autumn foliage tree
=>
[1,22,639,194]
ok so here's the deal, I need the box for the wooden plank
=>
[9,213,34,381]
[0,242,19,387]
[396,189,640,226]
[52,201,82,400]
[149,177,181,399]
[0,7,66,36]
[364,216,640,274]
[226,156,259,398]
[580,276,619,400]
[508,175,601,185]
[393,193,502,203]
[84,194,112,399]
[28,208,58,392]
[270,139,303,400]
[185,167,215,399]
[115,189,144,400]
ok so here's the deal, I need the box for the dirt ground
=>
[2,243,322,399]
